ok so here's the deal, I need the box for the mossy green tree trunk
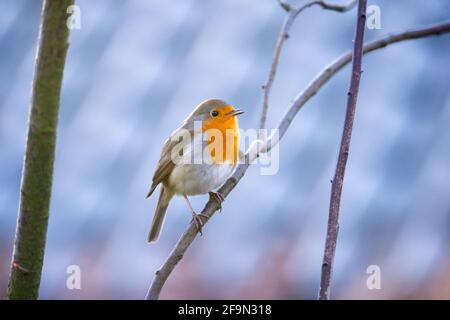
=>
[7,0,74,299]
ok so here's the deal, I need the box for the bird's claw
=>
[209,191,224,212]
[190,213,209,235]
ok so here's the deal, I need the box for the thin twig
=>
[313,0,358,12]
[145,20,450,300]
[260,0,357,129]
[276,0,292,12]
[318,0,367,300]
[274,20,450,145]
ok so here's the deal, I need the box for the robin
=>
[146,99,243,243]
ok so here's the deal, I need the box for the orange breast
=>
[202,116,239,164]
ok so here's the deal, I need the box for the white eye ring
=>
[210,110,219,117]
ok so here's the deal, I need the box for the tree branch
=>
[312,0,358,12]
[275,20,450,144]
[260,0,357,129]
[145,20,450,300]
[318,0,367,300]
[276,0,357,13]
[7,0,73,299]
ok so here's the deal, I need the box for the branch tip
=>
[277,0,292,12]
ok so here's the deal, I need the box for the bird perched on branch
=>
[146,99,243,243]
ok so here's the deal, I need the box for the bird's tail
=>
[148,186,173,243]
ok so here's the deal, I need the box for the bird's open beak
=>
[226,109,244,117]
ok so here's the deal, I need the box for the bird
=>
[146,99,243,243]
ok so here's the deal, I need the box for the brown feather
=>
[146,125,193,198]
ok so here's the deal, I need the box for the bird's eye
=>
[211,110,219,117]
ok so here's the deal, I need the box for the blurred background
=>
[1,0,450,299]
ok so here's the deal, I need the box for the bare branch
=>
[274,20,450,148]
[318,0,367,300]
[313,0,358,12]
[276,0,357,14]
[276,0,292,12]
[260,0,357,129]
[146,20,450,300]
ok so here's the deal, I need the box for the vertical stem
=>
[7,0,73,299]
[318,0,367,300]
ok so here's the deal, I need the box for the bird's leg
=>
[183,195,208,235]
[209,191,224,212]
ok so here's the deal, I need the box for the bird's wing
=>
[146,124,193,198]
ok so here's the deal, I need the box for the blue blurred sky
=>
[1,0,450,299]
